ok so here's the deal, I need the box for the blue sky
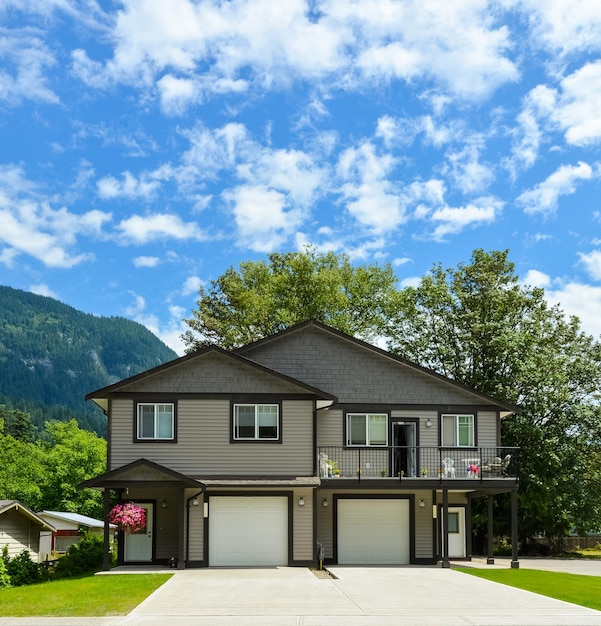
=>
[2,0,601,355]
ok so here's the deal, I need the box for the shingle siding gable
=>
[240,325,490,406]
[117,351,313,396]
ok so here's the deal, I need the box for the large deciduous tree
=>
[182,248,398,350]
[388,249,601,549]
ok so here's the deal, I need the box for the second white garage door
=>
[338,498,410,564]
[209,496,288,566]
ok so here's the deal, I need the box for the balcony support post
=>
[441,489,450,568]
[486,494,495,565]
[511,489,520,568]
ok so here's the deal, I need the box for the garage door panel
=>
[338,499,409,565]
[209,496,288,566]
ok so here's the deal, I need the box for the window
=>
[137,403,174,440]
[346,413,388,446]
[441,414,474,447]
[447,512,460,534]
[233,404,279,440]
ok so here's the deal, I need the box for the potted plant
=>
[108,502,147,534]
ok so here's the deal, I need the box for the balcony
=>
[317,446,519,483]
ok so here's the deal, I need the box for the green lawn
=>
[457,567,601,612]
[0,574,172,617]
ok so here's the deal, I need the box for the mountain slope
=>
[0,285,178,435]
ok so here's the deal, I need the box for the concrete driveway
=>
[2,561,601,626]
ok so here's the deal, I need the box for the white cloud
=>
[579,250,601,281]
[72,0,519,108]
[29,283,60,299]
[96,171,163,200]
[0,165,110,268]
[510,0,601,57]
[518,161,594,215]
[521,269,552,289]
[552,62,601,146]
[133,256,161,268]
[182,275,203,296]
[546,282,601,340]
[429,199,499,241]
[337,142,406,233]
[224,185,304,252]
[444,135,494,194]
[117,213,206,244]
[0,30,59,105]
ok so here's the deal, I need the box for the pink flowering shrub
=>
[108,503,147,533]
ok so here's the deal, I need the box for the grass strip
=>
[457,567,601,612]
[0,573,172,617]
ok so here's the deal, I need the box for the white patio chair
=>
[442,457,456,478]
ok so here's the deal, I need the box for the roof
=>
[236,320,520,416]
[0,500,56,532]
[79,458,204,490]
[38,511,115,529]
[85,344,336,412]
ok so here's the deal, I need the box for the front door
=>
[441,507,466,558]
[125,502,153,562]
[392,422,417,477]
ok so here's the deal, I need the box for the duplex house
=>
[82,321,520,570]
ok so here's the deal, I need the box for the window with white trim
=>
[233,404,279,440]
[346,413,388,446]
[137,403,174,440]
[441,414,474,447]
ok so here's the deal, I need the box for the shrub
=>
[54,534,104,578]
[5,550,44,587]
[0,551,11,588]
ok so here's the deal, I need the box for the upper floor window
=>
[346,413,388,446]
[441,414,474,447]
[137,403,175,441]
[233,404,279,441]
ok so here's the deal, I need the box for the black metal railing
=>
[317,446,519,481]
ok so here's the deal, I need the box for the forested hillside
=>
[0,285,177,435]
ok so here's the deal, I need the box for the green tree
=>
[388,249,601,548]
[0,406,36,442]
[182,248,398,350]
[39,420,106,518]
[0,434,45,510]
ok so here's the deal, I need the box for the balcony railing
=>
[317,446,519,481]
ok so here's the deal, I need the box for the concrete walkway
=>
[1,560,601,626]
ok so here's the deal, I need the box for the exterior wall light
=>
[161,500,168,508]
[191,497,199,506]
[298,497,305,506]
[322,499,329,507]
[425,419,433,428]
[419,499,426,508]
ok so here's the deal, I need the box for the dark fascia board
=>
[85,344,336,403]
[78,458,203,490]
[235,319,521,416]
[0,500,56,531]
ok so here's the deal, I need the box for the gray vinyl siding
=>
[293,487,314,561]
[0,510,41,560]
[316,408,343,447]
[187,489,204,562]
[111,399,314,475]
[477,411,498,447]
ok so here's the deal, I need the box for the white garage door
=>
[338,499,410,564]
[209,496,288,566]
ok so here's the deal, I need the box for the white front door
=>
[125,503,153,562]
[338,499,410,564]
[442,507,466,558]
